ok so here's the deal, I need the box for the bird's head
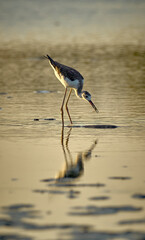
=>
[82,91,99,113]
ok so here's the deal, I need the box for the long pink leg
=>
[61,88,67,127]
[65,89,72,124]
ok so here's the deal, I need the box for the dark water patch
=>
[17,223,91,231]
[94,154,101,158]
[64,229,145,240]
[132,193,145,199]
[0,217,57,230]
[0,212,91,231]
[11,178,18,181]
[119,218,145,225]
[0,203,69,231]
[68,125,118,129]
[41,178,55,182]
[34,90,52,94]
[33,189,80,199]
[20,223,91,231]
[0,234,32,240]
[69,205,142,216]
[67,190,80,199]
[1,204,40,227]
[0,218,14,227]
[109,176,131,180]
[33,189,68,195]
[122,165,128,168]
[7,96,13,99]
[2,204,34,211]
[48,182,105,188]
[0,107,2,110]
[0,92,8,95]
[44,118,56,121]
[34,118,56,121]
[89,196,109,201]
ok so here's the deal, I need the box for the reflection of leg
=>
[65,89,72,124]
[66,127,73,164]
[61,88,67,127]
[83,140,98,160]
[61,125,68,167]
[66,127,72,146]
[61,125,64,145]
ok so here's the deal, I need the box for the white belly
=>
[50,63,84,90]
[54,70,82,90]
[61,77,80,89]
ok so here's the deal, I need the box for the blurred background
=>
[0,0,145,44]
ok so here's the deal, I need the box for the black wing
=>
[46,55,83,81]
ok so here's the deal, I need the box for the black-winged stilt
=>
[44,55,99,126]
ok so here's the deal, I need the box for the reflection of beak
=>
[89,100,99,113]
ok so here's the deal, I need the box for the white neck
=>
[75,89,84,98]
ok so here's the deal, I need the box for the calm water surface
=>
[0,42,145,240]
[0,0,145,239]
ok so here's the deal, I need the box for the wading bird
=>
[44,55,98,126]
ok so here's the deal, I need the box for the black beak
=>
[89,100,99,113]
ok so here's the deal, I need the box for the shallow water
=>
[0,41,145,240]
[0,0,145,239]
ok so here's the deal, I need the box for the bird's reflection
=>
[55,127,97,180]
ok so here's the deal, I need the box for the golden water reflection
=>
[56,127,97,179]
